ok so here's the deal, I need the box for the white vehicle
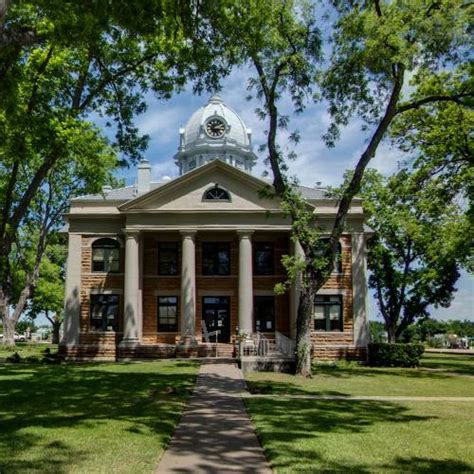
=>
[14,333,26,342]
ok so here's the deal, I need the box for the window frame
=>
[157,296,178,332]
[203,185,231,202]
[254,295,276,332]
[202,242,231,276]
[89,294,119,332]
[157,242,179,276]
[314,295,343,332]
[254,242,275,276]
[91,238,120,273]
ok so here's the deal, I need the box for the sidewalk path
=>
[156,361,272,473]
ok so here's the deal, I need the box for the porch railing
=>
[238,331,295,359]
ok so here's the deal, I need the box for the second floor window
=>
[92,238,120,273]
[158,242,179,275]
[254,242,274,275]
[317,238,342,273]
[202,242,231,275]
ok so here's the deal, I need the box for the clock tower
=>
[174,95,258,175]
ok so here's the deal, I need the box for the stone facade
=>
[60,96,370,362]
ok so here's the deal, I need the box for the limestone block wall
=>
[310,234,356,360]
[79,236,124,346]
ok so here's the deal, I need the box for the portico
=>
[117,226,292,349]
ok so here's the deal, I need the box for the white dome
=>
[174,95,257,175]
[183,95,251,149]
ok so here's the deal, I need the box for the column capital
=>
[237,230,254,239]
[180,229,197,240]
[122,229,141,238]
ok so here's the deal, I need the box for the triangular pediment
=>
[119,160,283,212]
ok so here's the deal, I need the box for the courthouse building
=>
[60,95,369,360]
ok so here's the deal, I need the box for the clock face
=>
[205,118,226,138]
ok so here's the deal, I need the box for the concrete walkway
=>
[156,362,272,474]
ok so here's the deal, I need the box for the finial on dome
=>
[208,94,224,104]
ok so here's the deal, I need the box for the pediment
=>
[119,160,282,213]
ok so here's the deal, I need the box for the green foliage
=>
[355,169,470,341]
[321,0,472,145]
[0,1,228,338]
[368,342,425,368]
[369,321,386,343]
[28,240,66,319]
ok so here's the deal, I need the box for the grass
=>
[0,360,200,473]
[421,352,474,376]
[0,342,57,359]
[245,398,474,473]
[245,353,474,397]
[244,353,474,473]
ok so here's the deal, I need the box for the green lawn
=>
[0,342,57,360]
[0,360,200,473]
[245,398,474,473]
[245,353,474,473]
[245,353,474,397]
[421,351,474,376]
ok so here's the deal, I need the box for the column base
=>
[178,335,198,348]
[119,338,140,348]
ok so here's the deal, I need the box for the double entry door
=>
[202,296,230,343]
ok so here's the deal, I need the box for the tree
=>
[359,169,471,342]
[0,1,227,343]
[26,238,65,344]
[205,0,473,375]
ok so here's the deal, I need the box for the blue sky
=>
[112,65,472,323]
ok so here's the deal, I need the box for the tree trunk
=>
[295,286,314,377]
[1,312,15,346]
[387,324,397,343]
[52,320,61,344]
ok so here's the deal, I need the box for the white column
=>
[352,232,369,347]
[120,231,140,346]
[61,233,82,346]
[180,230,197,346]
[238,230,254,335]
[289,239,305,339]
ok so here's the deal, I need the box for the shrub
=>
[426,336,444,348]
[368,342,425,368]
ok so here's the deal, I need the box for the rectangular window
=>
[202,242,231,275]
[254,242,274,275]
[314,295,343,331]
[90,294,119,331]
[92,247,120,272]
[158,242,179,275]
[157,296,178,332]
[254,296,275,332]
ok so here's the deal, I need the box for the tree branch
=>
[396,92,473,115]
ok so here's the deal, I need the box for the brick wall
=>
[310,234,358,360]
[79,236,124,345]
[76,231,361,360]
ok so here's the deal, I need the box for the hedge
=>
[368,342,425,367]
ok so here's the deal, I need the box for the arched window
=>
[203,184,231,201]
[317,238,342,273]
[92,238,120,273]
